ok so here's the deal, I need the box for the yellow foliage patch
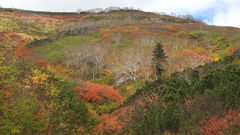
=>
[211,53,220,62]
[24,69,50,89]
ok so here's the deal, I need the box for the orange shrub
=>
[101,33,111,40]
[94,114,124,135]
[0,90,13,99]
[73,82,122,104]
[112,26,125,33]
[99,28,111,33]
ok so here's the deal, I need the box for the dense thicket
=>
[125,51,240,135]
[0,52,90,135]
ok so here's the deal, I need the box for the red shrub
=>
[94,114,124,135]
[35,60,48,67]
[126,25,140,31]
[8,33,21,38]
[142,31,151,34]
[129,35,138,40]
[17,41,27,46]
[73,82,122,104]
[200,109,240,135]
[34,17,41,22]
[94,94,144,134]
[15,48,33,57]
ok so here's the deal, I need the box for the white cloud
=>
[143,0,218,14]
[213,9,240,27]
[0,0,240,28]
[0,0,219,13]
[211,0,240,27]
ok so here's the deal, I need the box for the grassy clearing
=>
[33,34,101,62]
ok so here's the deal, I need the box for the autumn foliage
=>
[0,90,13,99]
[94,95,144,134]
[200,109,240,135]
[17,41,27,46]
[14,48,34,58]
[94,114,124,135]
[35,59,48,67]
[73,82,122,104]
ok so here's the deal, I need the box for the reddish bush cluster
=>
[94,114,124,135]
[126,25,140,31]
[33,16,42,22]
[112,26,125,32]
[73,82,122,104]
[35,60,48,67]
[200,109,240,135]
[8,33,21,38]
[129,35,139,40]
[17,41,27,46]
[0,90,13,99]
[94,95,144,134]
[184,49,212,62]
[15,48,33,58]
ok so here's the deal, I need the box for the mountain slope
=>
[0,8,240,135]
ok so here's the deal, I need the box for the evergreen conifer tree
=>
[151,42,167,77]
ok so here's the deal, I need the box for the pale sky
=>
[1,0,240,28]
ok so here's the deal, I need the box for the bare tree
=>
[104,6,121,12]
[138,35,156,46]
[65,43,107,78]
[112,46,152,83]
[85,8,104,13]
[76,9,82,13]
[112,32,122,45]
[66,17,136,35]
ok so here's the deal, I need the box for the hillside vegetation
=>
[0,7,240,135]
